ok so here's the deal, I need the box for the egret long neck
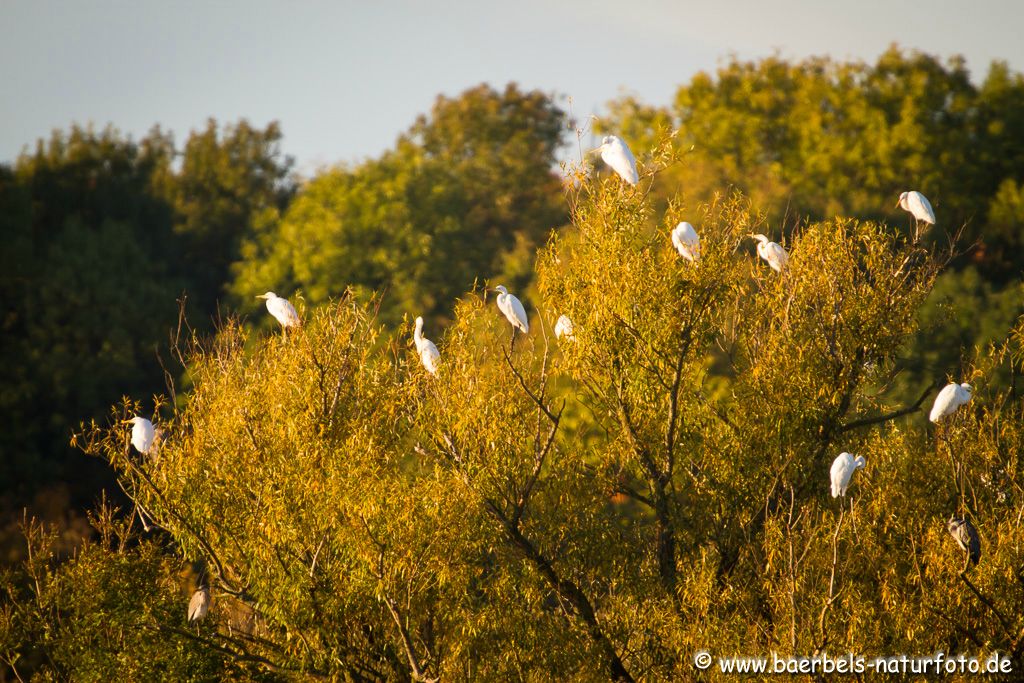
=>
[413,319,425,351]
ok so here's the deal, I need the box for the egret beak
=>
[256,294,268,300]
[894,199,901,208]
[587,146,603,155]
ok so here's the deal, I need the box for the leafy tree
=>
[0,127,181,500]
[606,48,1024,260]
[47,143,1024,679]
[0,120,295,552]
[0,505,248,680]
[986,178,1024,273]
[165,119,295,317]
[603,48,1024,404]
[231,83,567,327]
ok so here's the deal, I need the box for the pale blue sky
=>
[2,0,1023,175]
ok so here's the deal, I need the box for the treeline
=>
[0,45,1022,583]
[605,47,1024,401]
[4,49,1024,534]
[0,120,294,517]
[0,85,568,526]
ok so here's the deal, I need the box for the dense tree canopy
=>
[231,83,567,327]
[0,121,292,512]
[607,49,1023,263]
[604,47,1024,403]
[7,153,1024,679]
[5,50,1024,680]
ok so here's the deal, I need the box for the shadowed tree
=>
[165,119,295,318]
[231,83,567,327]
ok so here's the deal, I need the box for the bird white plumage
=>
[929,382,973,423]
[188,585,210,623]
[554,315,574,340]
[671,221,700,262]
[494,285,529,333]
[750,234,789,272]
[257,291,301,329]
[829,452,866,498]
[593,135,639,185]
[128,416,156,455]
[413,316,440,375]
[897,191,936,225]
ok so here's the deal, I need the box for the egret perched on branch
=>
[947,516,981,566]
[127,416,156,455]
[830,452,866,498]
[256,292,300,330]
[413,316,440,375]
[590,135,639,185]
[897,191,936,226]
[671,221,700,262]
[493,285,529,334]
[929,382,973,423]
[188,585,210,623]
[749,234,789,272]
[554,315,574,340]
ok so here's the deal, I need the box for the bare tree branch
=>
[839,383,936,432]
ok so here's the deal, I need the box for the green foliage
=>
[897,267,1024,400]
[605,48,1010,234]
[0,505,244,681]
[166,119,295,313]
[0,119,293,511]
[0,128,182,493]
[5,57,1024,681]
[58,144,1024,678]
[604,47,1024,404]
[231,83,567,327]
[987,178,1024,272]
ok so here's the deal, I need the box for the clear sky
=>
[2,0,1023,174]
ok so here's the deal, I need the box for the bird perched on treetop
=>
[749,234,789,272]
[591,135,639,185]
[929,382,973,423]
[829,452,866,498]
[413,316,440,375]
[671,221,700,262]
[947,516,981,567]
[896,191,936,226]
[492,285,529,334]
[256,292,301,330]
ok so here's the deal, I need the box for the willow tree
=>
[9,139,1024,680]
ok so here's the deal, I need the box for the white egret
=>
[947,516,981,566]
[256,292,300,330]
[493,285,529,334]
[188,585,210,623]
[671,221,700,262]
[554,314,574,340]
[897,191,936,225]
[829,452,866,498]
[590,135,639,185]
[127,416,156,455]
[929,382,973,423]
[753,235,790,272]
[413,316,440,375]
[749,234,789,272]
